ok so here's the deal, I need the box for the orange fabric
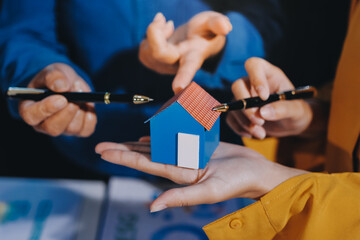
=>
[203,173,360,239]
[326,1,360,172]
[350,0,359,19]
[242,137,279,162]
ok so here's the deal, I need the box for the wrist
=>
[255,161,309,199]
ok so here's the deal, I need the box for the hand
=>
[19,63,97,137]
[139,11,232,93]
[227,57,313,139]
[95,139,307,212]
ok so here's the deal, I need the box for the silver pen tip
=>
[212,104,228,112]
[133,95,154,104]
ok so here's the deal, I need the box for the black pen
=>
[212,86,317,112]
[7,87,154,104]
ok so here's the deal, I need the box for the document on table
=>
[0,177,106,240]
[0,176,254,240]
[100,177,255,240]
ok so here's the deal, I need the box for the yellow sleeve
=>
[203,173,360,240]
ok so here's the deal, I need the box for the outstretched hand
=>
[139,11,232,94]
[96,139,307,212]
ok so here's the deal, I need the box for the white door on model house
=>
[177,133,200,169]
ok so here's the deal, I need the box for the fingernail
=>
[53,79,66,91]
[87,112,94,120]
[225,18,232,32]
[73,81,83,92]
[54,97,67,109]
[139,136,150,142]
[257,130,266,139]
[154,12,164,22]
[173,86,184,95]
[256,86,268,100]
[252,125,266,139]
[166,20,174,29]
[100,154,108,161]
[260,106,275,119]
[150,204,167,213]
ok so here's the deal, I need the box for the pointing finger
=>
[231,78,264,126]
[172,51,203,93]
[244,57,270,100]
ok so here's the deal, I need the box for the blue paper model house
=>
[145,82,221,169]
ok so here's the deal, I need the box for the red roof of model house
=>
[146,82,221,131]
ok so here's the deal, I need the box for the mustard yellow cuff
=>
[203,173,318,239]
[203,200,276,240]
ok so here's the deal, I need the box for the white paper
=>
[100,177,255,240]
[0,177,105,240]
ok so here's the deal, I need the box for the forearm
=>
[251,159,309,199]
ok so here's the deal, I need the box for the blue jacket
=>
[0,0,281,176]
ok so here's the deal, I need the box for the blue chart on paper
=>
[0,178,105,240]
[100,177,255,240]
[0,177,254,240]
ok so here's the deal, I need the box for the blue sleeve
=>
[193,0,285,93]
[194,12,264,89]
[0,0,93,118]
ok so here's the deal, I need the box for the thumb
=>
[150,183,217,212]
[30,68,70,92]
[260,100,305,121]
[207,15,232,36]
[30,64,75,92]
